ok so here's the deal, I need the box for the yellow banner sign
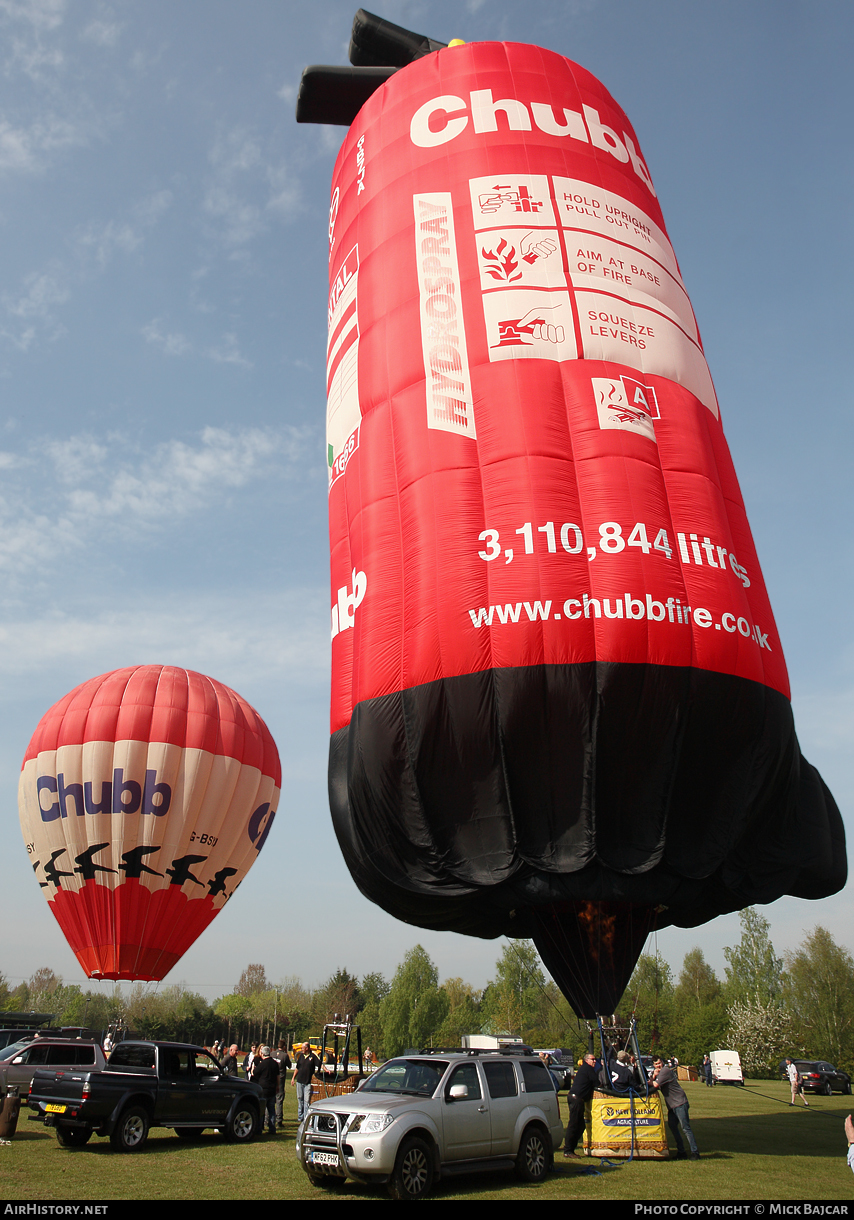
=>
[584,1092,669,1158]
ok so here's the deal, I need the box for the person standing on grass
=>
[563,1051,598,1157]
[293,1042,322,1125]
[845,1114,854,1176]
[786,1058,809,1108]
[243,1042,258,1078]
[252,1045,280,1135]
[650,1056,700,1160]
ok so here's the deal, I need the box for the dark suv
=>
[783,1060,852,1095]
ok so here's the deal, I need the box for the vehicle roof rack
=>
[416,1046,535,1057]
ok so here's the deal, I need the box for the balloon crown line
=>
[296,8,462,127]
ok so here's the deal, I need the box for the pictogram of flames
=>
[481,238,521,282]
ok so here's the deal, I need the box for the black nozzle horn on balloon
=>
[296,10,448,126]
[296,65,398,126]
[349,8,447,67]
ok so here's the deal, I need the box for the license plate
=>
[45,1104,67,1114]
[312,1151,340,1167]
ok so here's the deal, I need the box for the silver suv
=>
[297,1049,563,1199]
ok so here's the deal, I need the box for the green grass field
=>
[1,1079,851,1202]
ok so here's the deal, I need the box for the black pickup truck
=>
[27,1040,264,1151]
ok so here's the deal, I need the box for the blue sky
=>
[1,0,851,1005]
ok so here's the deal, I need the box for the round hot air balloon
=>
[299,16,846,1017]
[18,665,280,982]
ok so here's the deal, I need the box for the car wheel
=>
[175,1127,206,1140]
[223,1103,259,1143]
[110,1106,149,1152]
[388,1136,434,1200]
[516,1124,551,1182]
[824,1083,833,1096]
[845,1082,852,1096]
[55,1123,93,1148]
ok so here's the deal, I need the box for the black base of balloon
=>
[329,661,845,1015]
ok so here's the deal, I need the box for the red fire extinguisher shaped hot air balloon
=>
[18,666,280,982]
[300,14,846,1017]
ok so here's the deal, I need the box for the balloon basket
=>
[310,1075,362,1101]
[583,1092,669,1158]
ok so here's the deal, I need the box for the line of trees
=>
[622,911,854,1077]
[3,911,851,1078]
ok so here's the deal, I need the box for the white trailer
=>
[710,1049,744,1085]
[461,1035,527,1051]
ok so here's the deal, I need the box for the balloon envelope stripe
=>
[22,665,280,782]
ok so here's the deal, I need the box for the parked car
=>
[297,1048,563,1199]
[0,1037,106,1094]
[780,1060,852,1096]
[27,1040,264,1150]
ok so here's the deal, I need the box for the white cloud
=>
[80,17,121,48]
[0,113,88,173]
[4,269,68,318]
[142,320,252,367]
[0,589,329,685]
[132,188,173,227]
[0,323,36,351]
[0,423,318,576]
[142,319,191,356]
[203,185,263,248]
[209,126,262,177]
[77,189,174,269]
[2,187,173,354]
[206,332,251,368]
[1,267,68,349]
[76,218,141,267]
[0,0,66,33]
[265,164,301,216]
[201,124,304,250]
[5,33,62,78]
[48,424,310,521]
[0,1,66,82]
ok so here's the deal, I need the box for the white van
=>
[709,1049,744,1085]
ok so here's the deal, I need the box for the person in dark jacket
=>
[292,1043,322,1123]
[219,1044,240,1075]
[563,1051,599,1157]
[604,1050,633,1092]
[251,1045,280,1134]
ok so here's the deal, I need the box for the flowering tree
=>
[727,997,796,1077]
